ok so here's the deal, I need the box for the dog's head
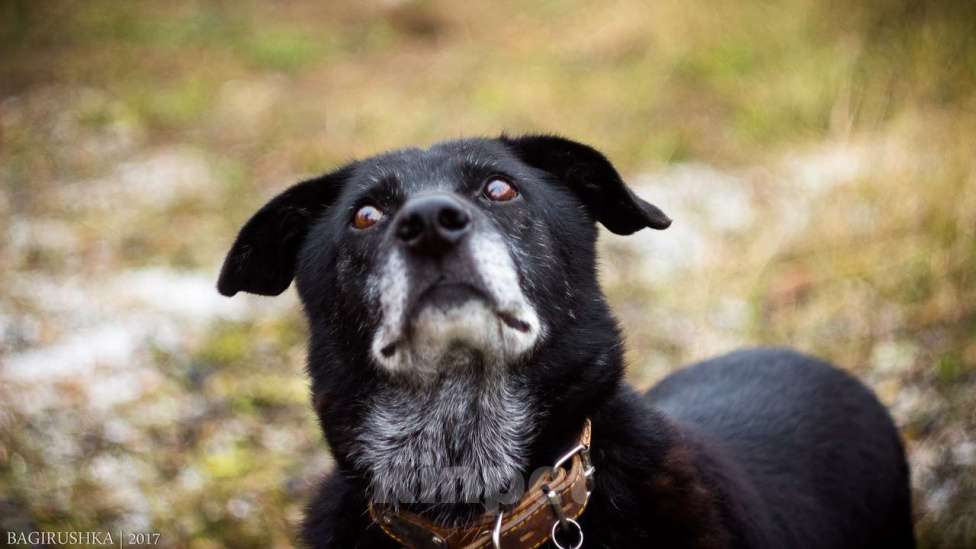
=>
[218,136,669,381]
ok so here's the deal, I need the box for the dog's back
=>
[647,347,914,548]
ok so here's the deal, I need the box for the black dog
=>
[218,136,914,548]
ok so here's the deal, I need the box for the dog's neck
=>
[345,338,620,525]
[352,356,537,522]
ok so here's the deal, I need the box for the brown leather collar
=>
[370,419,594,549]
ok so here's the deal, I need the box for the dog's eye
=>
[352,204,384,229]
[483,178,518,202]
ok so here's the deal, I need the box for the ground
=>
[1,1,974,547]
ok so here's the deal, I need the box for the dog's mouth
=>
[376,279,534,361]
[412,281,487,314]
[410,280,531,333]
[496,311,532,333]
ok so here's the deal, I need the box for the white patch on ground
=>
[617,142,872,279]
[2,268,294,413]
[57,147,215,212]
[598,142,877,365]
[624,163,755,279]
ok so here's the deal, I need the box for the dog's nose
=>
[395,194,471,255]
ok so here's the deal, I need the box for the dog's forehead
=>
[350,139,516,194]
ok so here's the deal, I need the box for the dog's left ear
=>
[502,135,670,234]
[217,165,353,297]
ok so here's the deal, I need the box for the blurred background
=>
[1,0,974,547]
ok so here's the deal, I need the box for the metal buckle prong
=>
[553,442,596,496]
[491,510,504,549]
[552,443,586,472]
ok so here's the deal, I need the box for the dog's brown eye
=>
[352,205,384,229]
[484,178,518,202]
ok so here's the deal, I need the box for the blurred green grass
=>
[1,0,974,547]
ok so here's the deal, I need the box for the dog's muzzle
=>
[368,193,542,375]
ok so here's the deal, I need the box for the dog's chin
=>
[371,297,540,378]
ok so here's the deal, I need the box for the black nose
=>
[395,194,471,255]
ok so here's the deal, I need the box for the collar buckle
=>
[551,420,595,494]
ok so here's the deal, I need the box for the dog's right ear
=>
[502,135,671,235]
[217,166,353,297]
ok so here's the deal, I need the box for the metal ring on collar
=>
[550,518,583,549]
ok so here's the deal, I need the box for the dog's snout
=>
[395,194,471,255]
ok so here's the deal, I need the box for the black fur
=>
[218,135,914,548]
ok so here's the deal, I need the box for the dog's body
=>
[218,136,914,548]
